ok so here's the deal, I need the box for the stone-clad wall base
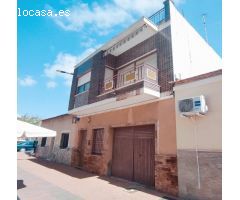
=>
[36,146,50,159]
[177,150,222,200]
[155,154,178,196]
[49,147,72,165]
[82,155,105,175]
[36,146,72,165]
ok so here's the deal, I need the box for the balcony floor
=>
[69,87,161,117]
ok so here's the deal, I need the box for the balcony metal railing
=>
[101,63,159,94]
[148,7,165,26]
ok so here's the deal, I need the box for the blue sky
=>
[17,0,222,119]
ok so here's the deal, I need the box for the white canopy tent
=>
[17,120,56,138]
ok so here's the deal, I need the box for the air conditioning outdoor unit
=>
[178,95,208,116]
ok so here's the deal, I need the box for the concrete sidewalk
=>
[17,152,176,200]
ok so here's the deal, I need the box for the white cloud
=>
[49,0,185,34]
[44,45,101,87]
[113,0,164,16]
[80,38,96,48]
[48,1,134,33]
[19,76,37,87]
[47,81,57,88]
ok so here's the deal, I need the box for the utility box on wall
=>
[178,95,208,117]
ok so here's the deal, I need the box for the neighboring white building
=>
[36,114,78,165]
[174,69,222,200]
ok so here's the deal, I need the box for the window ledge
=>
[74,90,89,97]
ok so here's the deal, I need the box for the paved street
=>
[17,152,176,200]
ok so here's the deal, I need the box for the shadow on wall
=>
[17,179,26,190]
[98,176,178,200]
[29,157,95,179]
[29,157,178,200]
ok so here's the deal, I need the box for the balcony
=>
[69,63,161,117]
[101,63,160,95]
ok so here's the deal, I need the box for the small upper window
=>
[77,82,90,94]
[60,133,69,149]
[41,137,47,147]
[85,82,90,90]
[76,72,91,95]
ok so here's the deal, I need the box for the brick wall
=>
[82,155,105,175]
[116,34,156,68]
[68,68,78,110]
[156,26,174,92]
[88,51,106,104]
[90,27,173,104]
[177,150,222,200]
[105,54,116,68]
[155,154,178,196]
[69,27,174,109]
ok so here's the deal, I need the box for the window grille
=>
[92,129,104,155]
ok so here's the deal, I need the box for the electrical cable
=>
[191,115,201,189]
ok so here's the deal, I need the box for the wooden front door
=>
[112,125,155,186]
[79,130,87,167]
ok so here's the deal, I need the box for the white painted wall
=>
[174,75,222,151]
[169,1,222,80]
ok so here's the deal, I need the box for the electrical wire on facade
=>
[191,115,201,189]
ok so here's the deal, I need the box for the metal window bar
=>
[92,129,104,155]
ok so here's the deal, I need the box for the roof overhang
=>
[68,87,161,117]
[74,17,159,68]
[17,120,56,138]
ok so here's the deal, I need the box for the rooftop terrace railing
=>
[103,6,167,57]
[148,7,166,26]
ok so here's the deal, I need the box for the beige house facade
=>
[37,114,78,165]
[71,97,178,195]
[174,70,222,200]
[36,1,222,198]
[36,98,178,195]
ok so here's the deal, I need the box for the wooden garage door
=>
[112,127,134,181]
[112,125,155,186]
[133,125,155,186]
